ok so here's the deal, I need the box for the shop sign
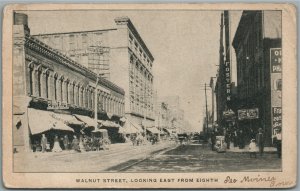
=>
[270,48,282,136]
[270,48,282,73]
[47,101,69,110]
[238,108,259,120]
[272,107,282,129]
[225,61,231,101]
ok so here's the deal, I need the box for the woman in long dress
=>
[52,135,62,152]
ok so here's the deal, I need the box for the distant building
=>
[159,96,185,133]
[34,17,155,130]
[13,13,125,151]
[232,11,282,145]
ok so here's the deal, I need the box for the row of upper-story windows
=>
[129,55,153,83]
[26,61,125,116]
[128,33,152,70]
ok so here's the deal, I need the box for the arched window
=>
[28,62,34,95]
[43,69,50,99]
[36,65,42,97]
[65,79,69,103]
[53,73,58,101]
[60,76,64,102]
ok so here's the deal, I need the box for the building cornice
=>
[115,17,154,62]
[24,34,125,95]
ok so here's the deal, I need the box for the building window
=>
[45,74,49,98]
[37,69,42,97]
[54,77,57,101]
[60,79,64,102]
[82,34,87,49]
[29,67,33,95]
[66,81,69,103]
[69,34,75,51]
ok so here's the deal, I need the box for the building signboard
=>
[272,107,282,129]
[238,108,259,120]
[270,48,282,134]
[225,61,231,101]
[47,101,69,110]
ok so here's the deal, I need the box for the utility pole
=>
[210,77,216,126]
[204,83,209,135]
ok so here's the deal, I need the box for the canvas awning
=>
[98,120,121,128]
[51,113,84,126]
[119,120,143,134]
[120,117,126,122]
[74,114,97,127]
[92,128,107,133]
[146,127,160,134]
[142,120,154,128]
[28,108,74,135]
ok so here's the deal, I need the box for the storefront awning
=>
[142,120,154,128]
[92,128,107,133]
[98,120,121,128]
[28,108,74,135]
[51,113,84,126]
[119,120,143,134]
[120,117,126,122]
[146,127,160,134]
[74,114,97,127]
[163,128,172,134]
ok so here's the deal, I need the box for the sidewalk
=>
[227,145,277,153]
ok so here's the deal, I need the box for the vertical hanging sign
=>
[225,61,231,101]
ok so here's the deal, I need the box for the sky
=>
[22,10,242,132]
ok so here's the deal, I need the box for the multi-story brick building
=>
[34,17,155,130]
[232,11,282,145]
[13,13,125,151]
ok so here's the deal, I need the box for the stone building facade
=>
[34,17,155,129]
[13,13,125,151]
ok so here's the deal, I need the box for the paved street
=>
[13,141,176,172]
[108,144,282,172]
[14,142,281,173]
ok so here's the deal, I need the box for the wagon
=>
[91,129,111,150]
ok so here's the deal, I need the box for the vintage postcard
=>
[2,3,297,189]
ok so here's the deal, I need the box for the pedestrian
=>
[211,131,216,151]
[40,134,47,153]
[63,135,69,150]
[249,139,257,158]
[225,130,230,149]
[72,135,81,152]
[273,129,282,158]
[256,128,264,156]
[52,135,62,152]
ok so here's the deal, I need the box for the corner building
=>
[34,17,155,129]
[232,11,282,145]
[13,13,125,151]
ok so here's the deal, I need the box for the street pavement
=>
[13,141,176,172]
[109,144,282,172]
[14,142,281,172]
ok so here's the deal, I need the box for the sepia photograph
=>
[2,3,297,189]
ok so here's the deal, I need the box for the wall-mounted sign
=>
[270,48,282,73]
[272,107,282,129]
[47,101,69,110]
[225,61,231,101]
[238,108,259,120]
[270,48,282,135]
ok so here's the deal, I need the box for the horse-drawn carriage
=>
[82,129,111,151]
